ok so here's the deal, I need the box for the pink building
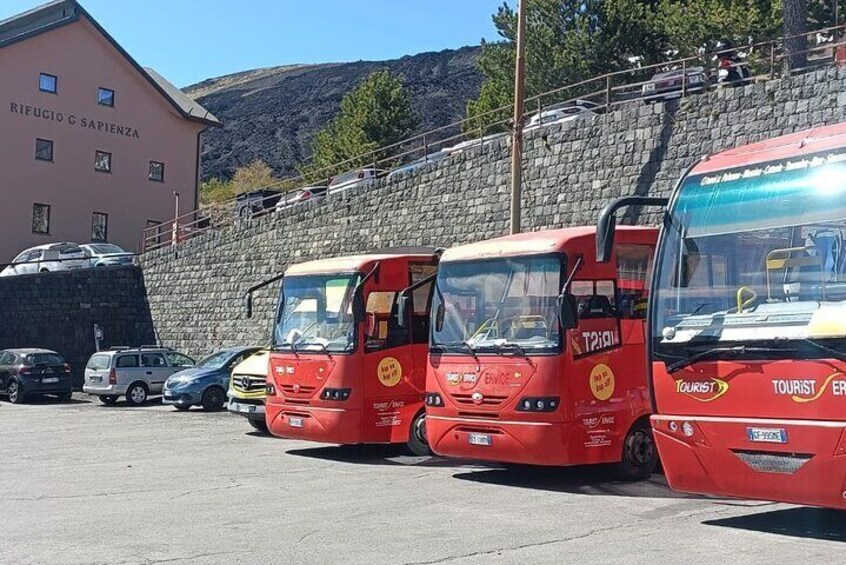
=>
[0,0,219,261]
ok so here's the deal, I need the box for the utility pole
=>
[171,190,180,247]
[509,0,527,235]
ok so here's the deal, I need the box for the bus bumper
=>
[652,415,846,509]
[267,401,363,444]
[426,414,571,465]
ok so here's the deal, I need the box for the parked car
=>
[642,66,708,101]
[227,350,270,432]
[83,346,195,406]
[442,132,508,155]
[0,349,73,404]
[524,100,600,132]
[0,242,88,277]
[327,168,386,195]
[80,243,137,267]
[235,189,283,220]
[163,346,261,411]
[275,186,328,212]
[386,152,447,181]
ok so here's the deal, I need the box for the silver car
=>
[0,242,89,276]
[83,347,195,406]
[80,243,137,267]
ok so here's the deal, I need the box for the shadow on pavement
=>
[17,395,91,406]
[287,444,482,468]
[704,507,846,542]
[452,464,700,499]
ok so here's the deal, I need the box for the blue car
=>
[163,347,261,411]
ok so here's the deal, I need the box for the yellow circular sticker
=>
[377,357,403,387]
[590,364,615,401]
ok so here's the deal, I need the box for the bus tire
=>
[407,410,431,457]
[615,419,658,481]
[248,418,269,434]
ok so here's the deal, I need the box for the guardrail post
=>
[770,42,776,78]
[681,59,687,98]
[422,133,428,158]
[605,75,612,108]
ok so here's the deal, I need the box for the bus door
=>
[360,262,436,443]
[568,277,626,464]
[614,243,655,347]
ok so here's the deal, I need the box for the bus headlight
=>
[425,393,444,407]
[321,388,351,401]
[516,397,560,413]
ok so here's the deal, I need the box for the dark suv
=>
[0,349,74,404]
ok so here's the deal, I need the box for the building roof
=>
[0,0,220,127]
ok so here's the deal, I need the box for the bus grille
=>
[450,393,508,406]
[731,450,812,474]
[280,384,317,396]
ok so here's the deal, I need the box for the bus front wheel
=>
[407,411,431,457]
[615,420,658,481]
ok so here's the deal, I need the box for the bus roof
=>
[692,122,846,176]
[441,226,653,263]
[285,247,441,276]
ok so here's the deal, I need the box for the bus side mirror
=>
[597,214,616,264]
[396,293,410,328]
[435,303,445,332]
[245,293,254,319]
[558,294,578,330]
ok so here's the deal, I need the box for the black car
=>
[234,189,283,220]
[0,348,73,404]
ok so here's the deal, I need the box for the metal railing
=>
[142,24,846,253]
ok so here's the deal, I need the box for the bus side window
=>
[365,291,409,351]
[410,278,434,344]
[616,244,653,319]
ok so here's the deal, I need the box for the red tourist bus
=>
[424,226,659,479]
[597,122,846,508]
[255,248,440,454]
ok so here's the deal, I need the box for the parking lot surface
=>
[1,395,845,565]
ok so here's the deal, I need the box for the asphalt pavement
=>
[1,394,845,565]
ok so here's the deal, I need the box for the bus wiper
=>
[493,340,535,367]
[777,337,846,363]
[458,341,481,367]
[305,341,333,357]
[666,345,785,374]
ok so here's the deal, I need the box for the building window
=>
[32,203,51,234]
[91,212,108,242]
[95,150,112,173]
[39,73,57,93]
[98,87,114,107]
[146,220,162,246]
[148,161,165,182]
[35,138,54,161]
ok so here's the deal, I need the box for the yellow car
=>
[227,350,270,432]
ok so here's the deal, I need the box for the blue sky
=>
[1,1,507,87]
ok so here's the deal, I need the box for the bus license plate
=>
[747,427,787,444]
[289,417,304,428]
[468,433,492,446]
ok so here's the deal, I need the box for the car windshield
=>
[653,149,846,356]
[88,244,125,254]
[432,254,564,353]
[197,350,234,369]
[273,274,359,353]
[27,352,64,366]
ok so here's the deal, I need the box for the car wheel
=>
[174,405,191,411]
[248,418,269,434]
[99,395,118,406]
[57,390,73,402]
[615,419,658,481]
[406,410,431,456]
[201,386,226,412]
[39,268,49,273]
[7,379,24,404]
[125,382,148,406]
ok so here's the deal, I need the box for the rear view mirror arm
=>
[244,272,285,319]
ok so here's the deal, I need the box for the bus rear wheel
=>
[407,411,431,457]
[248,418,269,434]
[615,420,657,481]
